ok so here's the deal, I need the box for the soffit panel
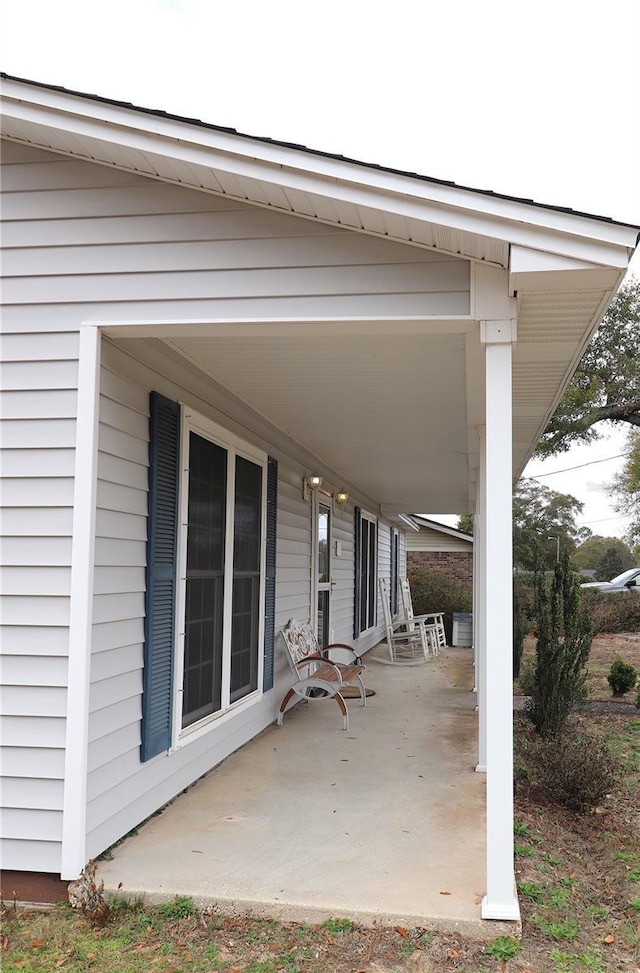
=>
[165,331,470,509]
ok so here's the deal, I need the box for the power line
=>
[525,453,626,478]
[576,513,630,526]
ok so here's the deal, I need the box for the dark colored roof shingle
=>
[2,72,639,231]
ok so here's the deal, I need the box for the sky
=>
[2,0,639,540]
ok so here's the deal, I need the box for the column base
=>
[481,895,521,922]
[475,763,486,773]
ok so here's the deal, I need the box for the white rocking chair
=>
[278,619,366,730]
[379,577,431,664]
[400,578,446,654]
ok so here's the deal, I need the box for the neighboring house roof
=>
[411,517,474,544]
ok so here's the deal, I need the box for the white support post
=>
[471,471,479,689]
[61,325,101,879]
[475,435,487,773]
[480,320,520,922]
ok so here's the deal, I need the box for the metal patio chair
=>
[278,619,366,730]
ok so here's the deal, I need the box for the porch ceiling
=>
[164,328,472,512]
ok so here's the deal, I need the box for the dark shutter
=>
[263,456,278,692]
[141,392,180,761]
[353,506,362,640]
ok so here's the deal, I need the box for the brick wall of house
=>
[407,550,473,586]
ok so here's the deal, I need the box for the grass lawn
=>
[3,636,639,972]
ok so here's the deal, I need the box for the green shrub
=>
[607,657,638,696]
[408,569,472,644]
[157,895,195,919]
[581,590,640,634]
[513,582,530,679]
[484,936,522,961]
[537,728,621,813]
[636,686,640,710]
[528,552,592,739]
[518,656,536,697]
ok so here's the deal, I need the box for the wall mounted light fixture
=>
[302,474,323,501]
[335,490,349,506]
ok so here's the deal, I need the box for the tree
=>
[456,514,474,535]
[572,535,635,573]
[536,279,640,458]
[513,479,586,571]
[609,429,640,550]
[528,550,592,739]
[594,546,625,582]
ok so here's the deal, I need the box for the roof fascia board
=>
[509,245,626,292]
[510,246,602,274]
[2,79,638,268]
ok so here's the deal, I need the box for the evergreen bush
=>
[527,550,592,739]
[607,657,638,696]
[513,582,529,679]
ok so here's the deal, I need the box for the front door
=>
[314,499,332,646]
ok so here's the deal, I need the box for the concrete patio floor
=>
[97,646,493,936]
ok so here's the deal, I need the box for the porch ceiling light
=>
[302,474,323,501]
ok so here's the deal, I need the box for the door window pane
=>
[317,588,330,647]
[317,506,329,583]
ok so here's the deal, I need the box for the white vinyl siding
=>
[1,140,419,871]
[406,527,474,552]
[378,523,392,621]
[1,141,470,337]
[0,319,77,871]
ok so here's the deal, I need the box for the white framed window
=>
[175,410,267,734]
[354,508,377,635]
[141,392,277,761]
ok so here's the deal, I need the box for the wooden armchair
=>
[278,619,366,730]
[400,578,445,653]
[379,577,432,663]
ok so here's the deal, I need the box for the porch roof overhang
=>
[2,74,639,516]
